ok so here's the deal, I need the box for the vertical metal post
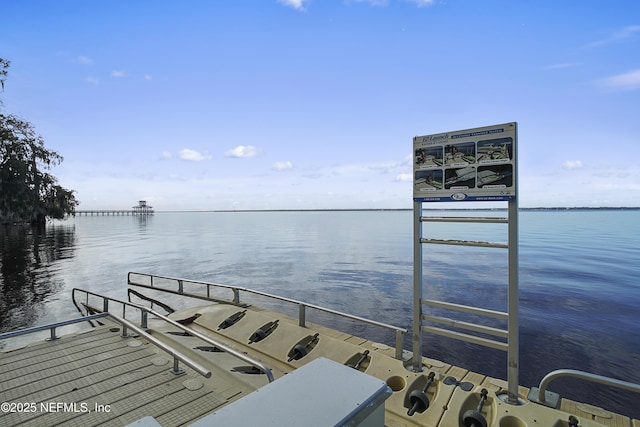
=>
[506,197,520,403]
[412,201,424,372]
[172,358,184,375]
[506,123,520,403]
[178,280,183,294]
[395,330,404,360]
[141,311,148,329]
[299,304,306,328]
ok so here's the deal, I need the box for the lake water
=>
[1,209,639,418]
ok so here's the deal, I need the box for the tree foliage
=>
[0,58,78,224]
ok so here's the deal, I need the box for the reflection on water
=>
[0,222,76,337]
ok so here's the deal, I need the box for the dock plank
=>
[0,326,232,427]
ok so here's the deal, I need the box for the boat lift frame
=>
[411,122,520,404]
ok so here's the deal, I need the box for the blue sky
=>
[2,0,639,210]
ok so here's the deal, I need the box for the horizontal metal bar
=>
[421,315,508,339]
[421,216,508,223]
[422,299,509,321]
[533,369,640,406]
[420,238,508,248]
[107,313,212,379]
[128,282,246,308]
[421,325,508,351]
[128,272,407,336]
[0,313,109,340]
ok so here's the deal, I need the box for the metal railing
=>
[528,369,640,409]
[0,312,211,378]
[127,272,408,360]
[72,288,275,382]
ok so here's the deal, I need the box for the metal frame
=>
[412,200,520,404]
[412,123,520,404]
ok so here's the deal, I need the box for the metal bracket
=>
[527,387,561,409]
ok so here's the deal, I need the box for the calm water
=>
[1,210,639,418]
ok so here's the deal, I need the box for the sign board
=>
[413,122,517,202]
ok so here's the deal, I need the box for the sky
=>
[1,0,639,210]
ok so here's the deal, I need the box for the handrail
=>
[127,272,408,360]
[72,288,275,382]
[0,312,211,379]
[111,313,211,378]
[0,313,109,341]
[531,369,640,407]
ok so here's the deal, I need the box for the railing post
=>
[103,298,109,313]
[395,330,404,360]
[172,358,185,375]
[141,311,148,329]
[178,280,183,293]
[48,327,57,341]
[299,304,306,328]
[233,288,240,305]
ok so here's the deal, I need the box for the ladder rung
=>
[422,315,508,339]
[421,216,508,224]
[420,238,508,248]
[422,299,509,321]
[421,326,508,352]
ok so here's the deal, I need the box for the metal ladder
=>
[411,199,520,404]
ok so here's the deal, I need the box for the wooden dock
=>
[75,201,154,216]
[74,210,154,216]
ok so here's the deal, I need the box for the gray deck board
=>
[0,326,235,427]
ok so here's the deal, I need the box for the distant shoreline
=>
[150,207,640,213]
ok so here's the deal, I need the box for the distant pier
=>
[75,200,154,216]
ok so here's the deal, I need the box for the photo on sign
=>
[415,146,443,167]
[414,169,443,191]
[477,164,512,188]
[445,142,475,166]
[477,137,513,162]
[445,166,476,189]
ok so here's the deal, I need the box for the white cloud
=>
[86,76,100,85]
[179,149,212,161]
[543,63,580,70]
[278,0,309,11]
[395,173,412,182]
[111,70,125,78]
[347,0,433,6]
[404,0,434,7]
[600,69,640,91]
[273,161,294,171]
[587,25,640,48]
[347,0,389,6]
[144,74,152,81]
[76,55,93,65]
[562,160,583,170]
[225,145,258,158]
[161,151,172,160]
